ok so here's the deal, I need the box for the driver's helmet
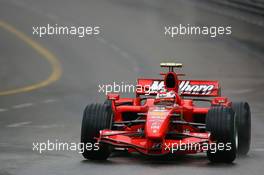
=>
[156,90,175,99]
[155,90,176,105]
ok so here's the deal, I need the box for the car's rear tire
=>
[232,102,251,155]
[81,103,113,160]
[206,106,237,163]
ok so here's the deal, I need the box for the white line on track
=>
[110,44,121,52]
[12,103,34,109]
[0,99,59,113]
[96,37,108,44]
[7,121,32,128]
[120,51,130,58]
[46,13,59,21]
[0,108,8,112]
[42,99,57,103]
[253,148,264,152]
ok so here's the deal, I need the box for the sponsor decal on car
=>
[179,81,214,95]
[149,80,215,95]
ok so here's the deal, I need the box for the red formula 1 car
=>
[81,63,251,163]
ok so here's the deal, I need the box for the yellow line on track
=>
[0,20,62,96]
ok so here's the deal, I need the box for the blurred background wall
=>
[208,0,264,15]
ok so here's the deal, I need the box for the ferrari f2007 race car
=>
[81,63,251,163]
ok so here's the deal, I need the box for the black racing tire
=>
[104,99,112,109]
[232,102,251,155]
[206,106,237,163]
[81,103,113,160]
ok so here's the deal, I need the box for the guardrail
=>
[209,0,264,15]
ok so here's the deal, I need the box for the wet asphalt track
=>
[0,0,264,174]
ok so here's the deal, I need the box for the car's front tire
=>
[206,106,237,163]
[81,103,113,160]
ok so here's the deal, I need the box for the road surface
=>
[0,0,264,174]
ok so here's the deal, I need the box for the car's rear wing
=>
[136,79,220,97]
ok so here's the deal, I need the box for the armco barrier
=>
[208,0,264,15]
